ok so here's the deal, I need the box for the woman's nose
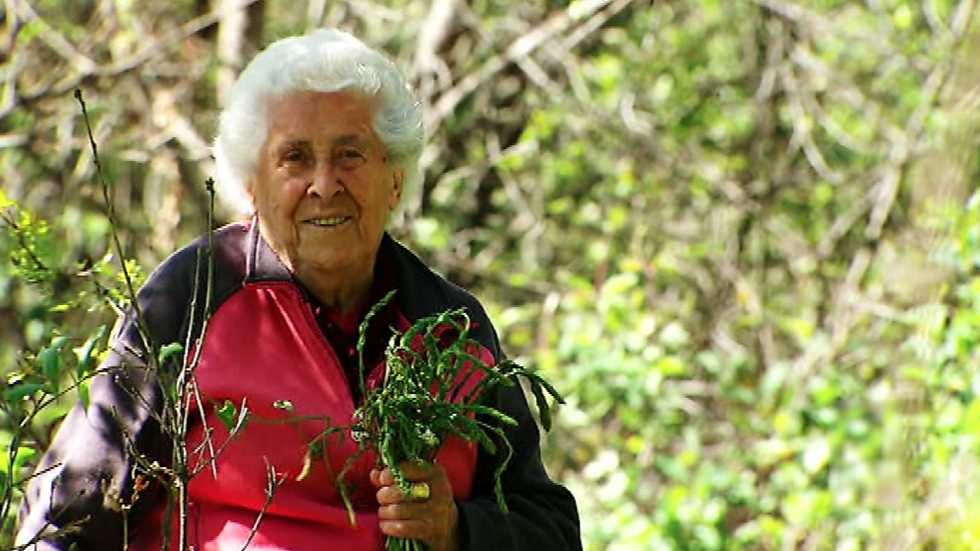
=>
[308,162,344,198]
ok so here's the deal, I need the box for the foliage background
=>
[2,0,979,549]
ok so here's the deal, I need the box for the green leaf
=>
[157,342,184,367]
[296,439,324,482]
[529,382,553,431]
[13,446,37,475]
[40,337,71,391]
[215,400,237,431]
[75,325,108,376]
[297,447,314,482]
[38,346,61,385]
[50,336,70,350]
[78,379,90,410]
[3,383,44,401]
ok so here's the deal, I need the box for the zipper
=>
[290,286,358,412]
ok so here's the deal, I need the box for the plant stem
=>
[74,88,155,368]
[177,476,189,551]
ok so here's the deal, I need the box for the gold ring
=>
[408,481,430,501]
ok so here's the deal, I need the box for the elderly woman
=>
[17,29,579,551]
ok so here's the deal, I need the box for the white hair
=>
[212,28,423,217]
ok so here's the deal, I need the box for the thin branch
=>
[0,363,113,524]
[188,380,219,479]
[10,516,90,551]
[238,458,283,551]
[1,0,21,55]
[75,88,155,368]
[216,0,249,105]
[779,59,842,183]
[424,0,633,134]
[189,398,250,478]
[340,0,401,22]
[868,0,976,240]
[14,0,97,73]
[12,461,63,489]
[0,209,50,275]
[3,0,264,118]
[816,195,871,257]
[751,0,912,60]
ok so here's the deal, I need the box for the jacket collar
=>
[239,217,500,356]
[244,217,294,283]
[242,217,413,299]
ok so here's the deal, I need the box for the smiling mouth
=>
[303,216,352,228]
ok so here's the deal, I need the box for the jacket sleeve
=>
[452,300,580,551]
[455,382,582,551]
[15,243,204,550]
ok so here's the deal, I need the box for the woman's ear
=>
[389,169,404,209]
[244,179,257,211]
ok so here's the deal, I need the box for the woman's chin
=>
[296,245,366,274]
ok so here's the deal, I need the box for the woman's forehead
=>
[267,89,374,119]
[265,90,380,145]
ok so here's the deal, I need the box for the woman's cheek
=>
[282,178,308,211]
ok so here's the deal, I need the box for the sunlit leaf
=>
[74,325,108,375]
[212,400,238,433]
[3,383,44,402]
[157,342,184,368]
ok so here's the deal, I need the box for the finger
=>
[394,460,434,480]
[376,484,409,505]
[377,501,431,520]
[378,482,431,503]
[379,518,433,541]
[377,468,397,487]
[369,468,382,487]
[377,463,432,487]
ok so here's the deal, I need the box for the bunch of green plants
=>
[331,290,562,551]
[0,191,120,545]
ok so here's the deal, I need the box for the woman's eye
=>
[336,148,366,166]
[281,148,307,164]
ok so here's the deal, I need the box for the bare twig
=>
[75,89,155,366]
[412,0,457,91]
[188,381,220,479]
[72,91,225,550]
[779,60,842,183]
[238,458,284,551]
[13,0,97,73]
[189,397,250,478]
[751,0,911,60]
[817,195,871,257]
[11,516,90,551]
[1,0,264,120]
[424,0,634,134]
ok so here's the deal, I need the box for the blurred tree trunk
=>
[215,0,265,104]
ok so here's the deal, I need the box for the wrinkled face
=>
[250,90,402,280]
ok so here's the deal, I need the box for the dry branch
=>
[424,0,634,134]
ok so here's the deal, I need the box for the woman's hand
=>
[371,461,459,551]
